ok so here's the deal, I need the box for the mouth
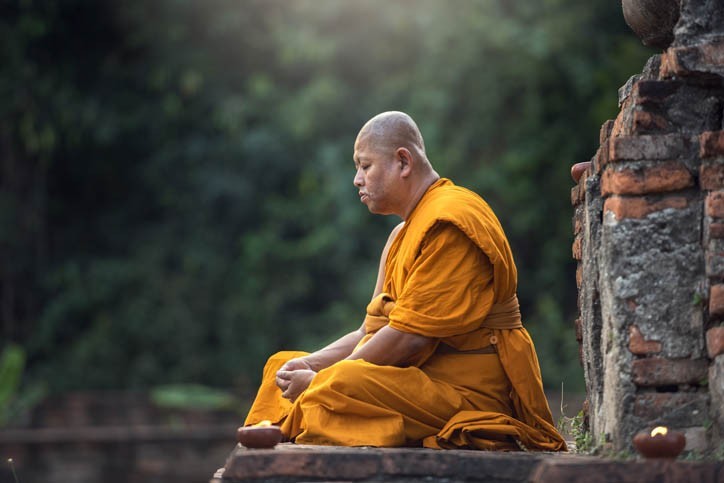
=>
[359,192,369,203]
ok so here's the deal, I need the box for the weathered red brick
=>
[595,141,609,172]
[706,252,724,278]
[601,162,693,196]
[610,109,627,139]
[706,191,724,218]
[707,326,724,358]
[608,134,688,162]
[710,222,724,239]
[633,393,708,421]
[603,195,688,220]
[631,110,669,133]
[572,204,584,235]
[574,317,582,342]
[600,119,615,145]
[571,183,584,207]
[660,49,682,78]
[632,79,680,105]
[700,161,724,190]
[576,263,583,289]
[661,40,724,78]
[700,131,724,159]
[710,284,724,318]
[572,235,582,261]
[629,325,662,355]
[631,358,708,387]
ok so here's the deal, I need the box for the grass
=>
[556,383,595,453]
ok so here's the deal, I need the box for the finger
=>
[285,386,298,403]
[276,370,292,379]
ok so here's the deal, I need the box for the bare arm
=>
[276,223,406,400]
[298,329,365,372]
[346,221,436,367]
[345,324,435,366]
[372,222,405,297]
[301,222,407,369]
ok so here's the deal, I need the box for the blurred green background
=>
[0,0,653,405]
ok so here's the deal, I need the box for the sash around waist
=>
[363,293,523,335]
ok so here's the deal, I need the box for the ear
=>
[396,148,413,178]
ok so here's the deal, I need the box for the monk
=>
[244,111,566,451]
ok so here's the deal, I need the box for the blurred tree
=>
[0,0,651,395]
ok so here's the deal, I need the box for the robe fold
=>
[244,178,566,451]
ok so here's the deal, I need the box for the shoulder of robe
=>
[413,184,510,262]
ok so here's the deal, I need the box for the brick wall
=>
[572,0,724,453]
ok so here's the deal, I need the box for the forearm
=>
[303,328,366,371]
[345,325,436,367]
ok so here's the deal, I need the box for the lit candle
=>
[632,426,686,458]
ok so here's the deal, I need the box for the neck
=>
[400,170,440,220]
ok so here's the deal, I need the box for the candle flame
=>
[255,420,272,427]
[651,426,668,437]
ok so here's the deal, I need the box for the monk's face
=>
[353,135,402,215]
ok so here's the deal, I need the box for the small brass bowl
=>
[632,430,686,459]
[237,425,283,449]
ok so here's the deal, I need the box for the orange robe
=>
[245,178,566,451]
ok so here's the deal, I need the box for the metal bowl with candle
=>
[632,426,686,459]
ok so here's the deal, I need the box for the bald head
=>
[353,112,439,219]
[356,111,427,159]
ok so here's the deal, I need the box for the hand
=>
[276,369,316,402]
[279,357,314,372]
[275,357,314,392]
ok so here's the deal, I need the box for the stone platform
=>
[211,444,724,483]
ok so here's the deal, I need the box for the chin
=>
[367,206,392,216]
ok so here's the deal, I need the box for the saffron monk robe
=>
[244,111,567,451]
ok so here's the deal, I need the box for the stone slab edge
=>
[214,445,724,483]
[219,444,550,482]
[530,457,724,483]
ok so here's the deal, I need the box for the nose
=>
[353,167,364,188]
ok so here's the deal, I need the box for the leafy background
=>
[0,0,652,403]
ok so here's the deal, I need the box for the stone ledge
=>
[531,457,723,483]
[212,444,724,483]
[216,444,551,482]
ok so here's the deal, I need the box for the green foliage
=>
[557,407,594,454]
[150,384,239,412]
[0,345,24,411]
[0,345,47,426]
[0,0,652,395]
[715,443,724,461]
